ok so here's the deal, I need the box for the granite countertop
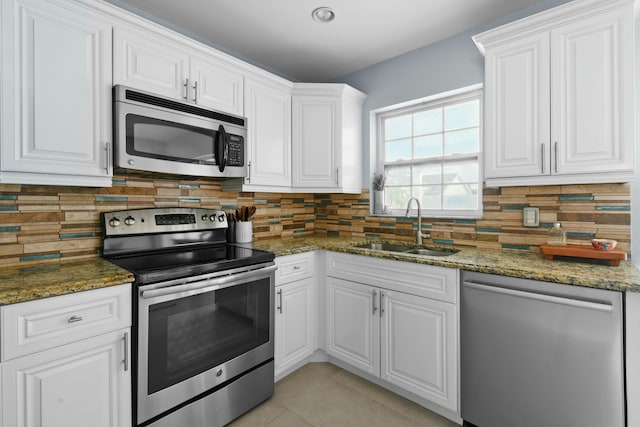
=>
[248,236,640,293]
[0,258,134,305]
[3,236,639,306]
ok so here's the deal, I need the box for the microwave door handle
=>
[216,124,228,172]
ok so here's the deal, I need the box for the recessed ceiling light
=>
[312,7,335,23]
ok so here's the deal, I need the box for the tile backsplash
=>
[316,183,631,255]
[0,174,314,267]
[0,175,631,267]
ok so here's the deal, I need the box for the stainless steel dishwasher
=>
[461,271,625,427]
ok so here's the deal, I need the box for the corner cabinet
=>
[274,253,317,380]
[325,252,458,416]
[292,84,366,193]
[475,0,635,187]
[0,0,113,186]
[1,284,132,427]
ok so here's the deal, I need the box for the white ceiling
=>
[107,0,545,82]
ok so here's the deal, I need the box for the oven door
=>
[136,263,276,424]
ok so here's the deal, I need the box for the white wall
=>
[335,0,572,188]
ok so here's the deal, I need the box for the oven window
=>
[147,278,270,394]
[126,114,218,165]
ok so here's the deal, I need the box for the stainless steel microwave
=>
[113,85,247,178]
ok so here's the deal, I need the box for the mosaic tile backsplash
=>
[0,175,631,267]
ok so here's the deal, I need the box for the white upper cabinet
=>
[113,27,244,116]
[0,0,113,186]
[475,0,635,187]
[243,77,292,188]
[292,84,366,193]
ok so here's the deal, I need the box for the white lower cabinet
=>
[274,253,317,379]
[325,252,458,414]
[1,329,131,427]
[1,284,132,427]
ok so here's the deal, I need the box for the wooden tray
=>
[540,244,627,266]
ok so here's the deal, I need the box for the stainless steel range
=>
[102,208,276,427]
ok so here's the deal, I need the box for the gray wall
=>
[336,0,572,187]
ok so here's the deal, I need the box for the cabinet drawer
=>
[1,284,131,361]
[326,252,457,303]
[275,253,315,285]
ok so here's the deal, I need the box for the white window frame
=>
[373,84,483,219]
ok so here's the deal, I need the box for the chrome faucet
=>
[405,197,428,245]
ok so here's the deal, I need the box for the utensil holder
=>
[236,222,252,243]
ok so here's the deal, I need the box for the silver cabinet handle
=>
[277,289,283,313]
[554,141,558,173]
[183,78,190,101]
[67,315,83,323]
[122,332,129,372]
[293,265,301,270]
[193,81,198,104]
[104,142,111,174]
[246,161,252,183]
[141,264,277,299]
[541,143,545,174]
[372,289,377,315]
[336,167,340,186]
[380,292,385,316]
[462,280,613,312]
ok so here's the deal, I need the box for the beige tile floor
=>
[228,362,460,427]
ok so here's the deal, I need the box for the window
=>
[374,85,482,218]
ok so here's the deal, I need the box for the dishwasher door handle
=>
[462,280,613,313]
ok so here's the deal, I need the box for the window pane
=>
[386,139,411,161]
[444,128,479,155]
[443,184,479,210]
[385,115,412,140]
[414,134,442,159]
[414,109,442,135]
[385,166,410,185]
[444,100,479,130]
[443,160,478,184]
[386,186,411,210]
[415,186,442,210]
[413,164,441,185]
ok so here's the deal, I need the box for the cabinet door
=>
[275,278,316,376]
[380,290,457,412]
[484,32,550,179]
[244,78,291,187]
[113,27,189,101]
[551,8,634,175]
[190,55,244,116]
[1,0,112,185]
[292,96,339,188]
[326,277,379,375]
[2,329,131,427]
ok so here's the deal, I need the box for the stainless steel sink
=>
[355,242,411,252]
[405,248,458,256]
[354,242,459,257]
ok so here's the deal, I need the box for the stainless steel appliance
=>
[102,208,275,427]
[113,85,247,178]
[461,271,625,427]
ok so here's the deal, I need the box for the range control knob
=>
[209,214,217,222]
[201,215,209,221]
[218,214,225,222]
[108,217,121,227]
[124,216,136,226]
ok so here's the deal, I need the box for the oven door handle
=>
[140,264,277,299]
